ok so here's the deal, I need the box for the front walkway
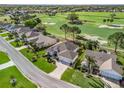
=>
[15,45,28,51]
[0,60,15,70]
[48,62,68,79]
[0,31,8,34]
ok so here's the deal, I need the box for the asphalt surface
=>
[0,36,78,88]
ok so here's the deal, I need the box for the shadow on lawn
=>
[88,77,105,88]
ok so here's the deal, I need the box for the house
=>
[25,31,39,38]
[85,50,123,81]
[28,34,57,48]
[47,41,79,66]
[15,27,31,34]
[15,27,31,37]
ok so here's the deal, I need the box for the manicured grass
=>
[5,37,14,41]
[10,41,24,47]
[0,33,9,37]
[0,66,37,88]
[20,48,56,73]
[61,68,105,88]
[117,52,124,66]
[35,12,124,40]
[0,51,10,64]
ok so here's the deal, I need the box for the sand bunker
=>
[99,24,124,29]
[83,34,107,45]
[43,22,56,25]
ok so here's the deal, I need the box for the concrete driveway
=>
[0,36,78,88]
[49,62,68,79]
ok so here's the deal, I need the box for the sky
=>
[0,0,124,5]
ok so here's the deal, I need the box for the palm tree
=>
[86,56,96,74]
[108,32,124,53]
[67,13,79,23]
[60,24,69,39]
[21,34,27,41]
[85,40,100,50]
[69,26,81,41]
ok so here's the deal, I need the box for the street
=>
[0,36,78,88]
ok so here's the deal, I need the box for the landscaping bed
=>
[61,68,105,88]
[0,51,10,64]
[0,66,37,88]
[10,41,24,47]
[20,48,56,73]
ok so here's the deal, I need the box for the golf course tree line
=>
[24,18,41,28]
[108,32,124,53]
[60,24,81,41]
[2,5,124,14]
[9,11,36,24]
[103,13,116,24]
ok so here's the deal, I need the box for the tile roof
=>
[47,41,78,60]
[86,50,123,75]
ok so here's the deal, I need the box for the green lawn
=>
[35,12,124,40]
[5,37,14,41]
[0,66,37,88]
[117,52,124,66]
[61,68,105,88]
[20,48,56,73]
[0,51,10,64]
[0,33,9,37]
[10,41,24,47]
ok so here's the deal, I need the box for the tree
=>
[24,19,37,28]
[103,19,106,23]
[108,32,124,53]
[24,18,41,28]
[86,56,96,74]
[69,26,81,41]
[67,13,79,23]
[21,34,27,43]
[110,13,116,19]
[110,19,114,23]
[85,40,100,50]
[35,23,46,33]
[8,33,13,39]
[60,24,69,39]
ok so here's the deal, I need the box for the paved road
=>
[0,36,78,88]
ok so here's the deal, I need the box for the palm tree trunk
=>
[115,43,118,53]
[65,30,66,39]
[73,32,75,41]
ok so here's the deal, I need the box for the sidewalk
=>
[0,60,15,70]
[15,45,28,51]
[101,77,120,88]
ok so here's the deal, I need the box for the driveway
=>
[101,77,120,88]
[49,62,68,79]
[0,36,78,88]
